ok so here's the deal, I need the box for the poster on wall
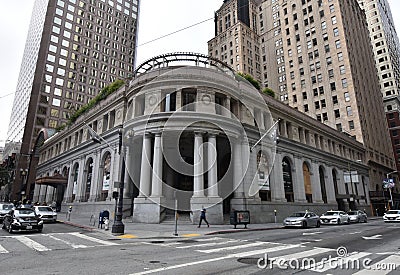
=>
[102,175,110,191]
[258,172,270,191]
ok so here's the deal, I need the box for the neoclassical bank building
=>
[34,53,375,224]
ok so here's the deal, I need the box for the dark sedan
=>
[2,208,43,233]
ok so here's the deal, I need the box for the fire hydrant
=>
[104,217,109,230]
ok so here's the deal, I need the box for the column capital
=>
[207,131,219,137]
[194,131,206,137]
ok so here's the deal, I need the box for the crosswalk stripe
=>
[177,240,239,249]
[304,252,371,272]
[227,244,303,258]
[196,242,271,253]
[45,234,88,249]
[0,244,9,253]
[14,236,51,252]
[69,232,118,246]
[272,247,334,262]
[196,237,225,242]
[352,255,400,275]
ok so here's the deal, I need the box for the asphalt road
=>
[0,220,399,275]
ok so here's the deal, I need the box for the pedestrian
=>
[198,208,209,228]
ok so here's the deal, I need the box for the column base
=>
[132,197,166,223]
[190,197,223,224]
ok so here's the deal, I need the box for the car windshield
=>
[386,210,400,214]
[15,209,36,216]
[324,212,339,216]
[2,205,13,210]
[348,211,357,215]
[289,212,306,217]
[38,207,53,212]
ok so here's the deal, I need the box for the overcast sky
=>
[0,0,400,146]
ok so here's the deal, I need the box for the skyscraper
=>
[208,0,395,190]
[6,0,139,201]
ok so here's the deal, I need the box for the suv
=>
[320,211,350,225]
[0,203,15,222]
[2,208,43,233]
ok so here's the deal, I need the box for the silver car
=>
[320,211,350,225]
[0,203,14,222]
[347,210,367,223]
[283,211,321,228]
[33,206,57,223]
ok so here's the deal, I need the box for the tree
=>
[237,72,261,90]
[262,87,275,98]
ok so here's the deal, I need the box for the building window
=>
[346,106,352,116]
[349,120,354,130]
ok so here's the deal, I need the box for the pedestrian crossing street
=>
[146,236,400,274]
[0,232,119,253]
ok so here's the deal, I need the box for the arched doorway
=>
[258,151,271,201]
[72,163,79,202]
[303,162,312,203]
[282,157,294,202]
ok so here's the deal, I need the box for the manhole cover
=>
[237,257,265,265]
[149,261,160,264]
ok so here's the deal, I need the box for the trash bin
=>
[230,210,250,229]
[98,210,110,228]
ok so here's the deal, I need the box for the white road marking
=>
[14,236,51,252]
[130,244,302,275]
[304,252,371,272]
[302,232,323,236]
[45,234,88,249]
[362,235,382,240]
[177,240,239,248]
[196,241,270,253]
[352,255,400,275]
[68,232,118,246]
[349,231,362,235]
[0,244,9,253]
[271,247,334,267]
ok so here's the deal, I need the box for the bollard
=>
[67,206,72,221]
[274,209,277,224]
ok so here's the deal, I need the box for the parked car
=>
[2,208,43,233]
[0,203,15,222]
[283,211,321,228]
[347,210,367,223]
[33,206,57,223]
[320,211,350,225]
[383,210,400,222]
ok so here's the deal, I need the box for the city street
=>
[0,219,399,274]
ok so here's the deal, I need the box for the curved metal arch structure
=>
[133,52,235,78]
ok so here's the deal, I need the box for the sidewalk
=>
[57,212,283,239]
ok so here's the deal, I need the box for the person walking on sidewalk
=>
[198,208,209,228]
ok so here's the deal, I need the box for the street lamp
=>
[84,122,125,234]
[19,168,28,201]
[385,171,397,209]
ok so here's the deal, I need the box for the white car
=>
[320,211,350,225]
[33,206,57,223]
[383,210,400,222]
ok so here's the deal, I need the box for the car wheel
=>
[337,219,341,225]
[316,221,321,228]
[2,223,5,230]
[357,218,360,223]
[302,221,307,228]
[364,218,367,223]
[347,218,350,224]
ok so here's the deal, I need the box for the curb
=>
[58,220,96,231]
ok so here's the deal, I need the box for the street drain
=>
[150,240,165,244]
[237,257,268,266]
[149,261,160,264]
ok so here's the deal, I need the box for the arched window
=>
[84,158,93,202]
[332,169,338,195]
[72,164,79,202]
[303,163,312,203]
[319,166,327,203]
[257,151,271,201]
[101,152,111,201]
[282,157,294,202]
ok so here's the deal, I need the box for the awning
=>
[35,175,68,188]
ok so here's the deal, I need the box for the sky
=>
[0,0,400,147]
